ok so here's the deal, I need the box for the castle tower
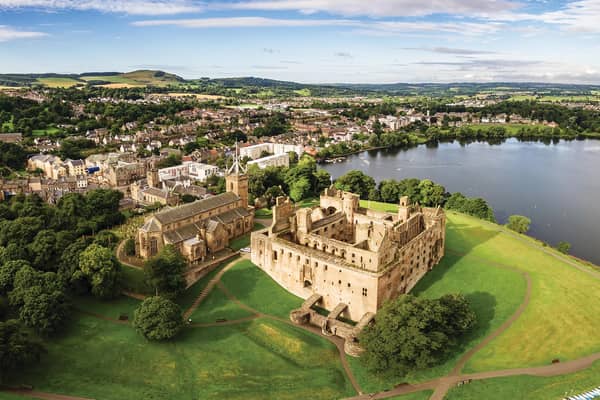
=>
[398,196,411,222]
[226,141,249,209]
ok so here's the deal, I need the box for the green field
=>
[293,88,311,97]
[389,392,434,400]
[220,259,303,319]
[190,286,255,323]
[6,200,600,400]
[35,77,82,88]
[254,208,273,218]
[349,200,600,391]
[347,232,526,391]
[31,127,63,137]
[229,223,265,251]
[446,360,600,400]
[12,315,353,400]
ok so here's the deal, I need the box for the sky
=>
[1,0,600,84]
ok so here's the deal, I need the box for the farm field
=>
[35,77,82,88]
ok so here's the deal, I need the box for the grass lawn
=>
[255,208,273,218]
[176,260,233,311]
[0,393,37,399]
[190,286,255,323]
[220,259,303,319]
[296,197,319,209]
[293,88,311,97]
[347,249,525,391]
[74,295,141,321]
[11,316,354,400]
[351,200,600,386]
[121,265,151,294]
[388,391,434,400]
[446,360,600,400]
[31,127,62,137]
[229,223,265,251]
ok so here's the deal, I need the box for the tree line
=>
[332,170,496,222]
[0,190,125,381]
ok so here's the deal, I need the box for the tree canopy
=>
[506,215,531,234]
[133,296,183,341]
[360,294,476,376]
[144,245,187,298]
[77,244,121,299]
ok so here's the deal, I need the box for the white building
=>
[240,142,303,160]
[158,161,219,183]
[247,153,290,169]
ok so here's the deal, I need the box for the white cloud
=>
[222,0,519,18]
[132,16,503,35]
[0,0,203,15]
[0,25,47,41]
[533,0,600,33]
[132,16,358,28]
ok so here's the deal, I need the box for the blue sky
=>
[1,0,600,83]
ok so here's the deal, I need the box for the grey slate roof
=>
[161,206,248,245]
[154,192,239,225]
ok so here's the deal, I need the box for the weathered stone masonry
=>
[251,188,445,354]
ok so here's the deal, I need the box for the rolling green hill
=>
[0,70,185,88]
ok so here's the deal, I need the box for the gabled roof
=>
[154,192,239,225]
[140,217,161,232]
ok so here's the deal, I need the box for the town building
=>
[240,142,303,160]
[247,153,290,169]
[158,161,219,183]
[251,189,445,353]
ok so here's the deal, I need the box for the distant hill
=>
[0,70,185,88]
[1,70,599,96]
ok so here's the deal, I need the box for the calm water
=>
[322,138,600,265]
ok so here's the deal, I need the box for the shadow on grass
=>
[414,221,500,296]
[220,261,261,304]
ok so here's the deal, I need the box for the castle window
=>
[273,251,278,260]
[324,265,328,271]
[362,288,368,297]
[347,283,351,288]
[338,280,342,285]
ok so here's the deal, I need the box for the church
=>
[136,152,253,264]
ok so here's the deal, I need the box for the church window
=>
[362,288,368,297]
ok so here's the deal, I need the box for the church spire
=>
[228,140,246,175]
